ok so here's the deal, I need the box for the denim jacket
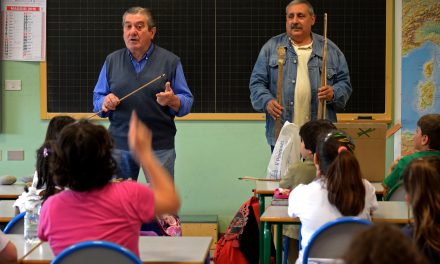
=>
[249,32,352,146]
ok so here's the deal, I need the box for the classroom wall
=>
[1,0,402,229]
[0,59,395,231]
[0,60,274,230]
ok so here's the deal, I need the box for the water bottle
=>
[24,187,41,243]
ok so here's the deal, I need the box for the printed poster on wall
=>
[1,0,46,61]
[400,0,440,155]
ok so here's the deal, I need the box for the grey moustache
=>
[290,24,302,30]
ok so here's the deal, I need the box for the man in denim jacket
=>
[250,0,352,149]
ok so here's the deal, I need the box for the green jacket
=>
[383,150,440,191]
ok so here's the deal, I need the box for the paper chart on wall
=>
[1,0,46,61]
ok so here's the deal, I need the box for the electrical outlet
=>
[5,80,21,91]
[7,150,24,160]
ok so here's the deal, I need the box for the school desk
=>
[372,201,412,224]
[0,200,16,223]
[0,183,25,199]
[371,182,384,196]
[255,180,279,262]
[255,180,385,263]
[260,205,299,264]
[6,235,212,264]
[260,201,412,264]
[256,181,384,200]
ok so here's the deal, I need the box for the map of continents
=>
[401,0,440,155]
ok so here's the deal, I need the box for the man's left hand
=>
[156,82,181,112]
[318,85,334,101]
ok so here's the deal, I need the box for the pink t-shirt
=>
[37,181,155,256]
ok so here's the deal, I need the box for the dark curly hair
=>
[36,141,59,202]
[50,120,117,191]
[34,115,75,201]
[343,223,426,264]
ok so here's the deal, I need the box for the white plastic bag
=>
[266,121,301,180]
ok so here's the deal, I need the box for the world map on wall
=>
[401,0,440,155]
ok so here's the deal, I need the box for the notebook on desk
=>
[271,198,288,206]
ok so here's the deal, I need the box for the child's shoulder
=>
[402,150,440,163]
[294,178,321,192]
[290,179,324,201]
[286,160,315,174]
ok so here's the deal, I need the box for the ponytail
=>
[36,140,61,203]
[317,131,365,216]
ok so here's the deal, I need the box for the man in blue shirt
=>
[93,7,193,180]
[249,0,351,150]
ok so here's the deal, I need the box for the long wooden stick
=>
[317,13,328,120]
[18,240,44,262]
[275,47,286,140]
[88,73,166,120]
[238,176,280,182]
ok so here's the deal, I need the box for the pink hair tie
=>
[338,146,348,154]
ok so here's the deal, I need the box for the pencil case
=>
[274,188,290,199]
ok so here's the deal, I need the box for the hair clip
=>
[324,131,356,152]
[43,147,50,158]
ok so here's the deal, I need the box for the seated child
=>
[343,223,426,264]
[279,119,336,263]
[14,115,75,214]
[383,114,440,197]
[280,119,336,189]
[37,112,180,256]
[287,130,378,263]
[403,156,440,263]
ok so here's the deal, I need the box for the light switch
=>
[5,80,21,91]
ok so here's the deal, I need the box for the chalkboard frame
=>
[40,0,392,122]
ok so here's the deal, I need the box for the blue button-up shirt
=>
[250,32,352,146]
[93,43,193,117]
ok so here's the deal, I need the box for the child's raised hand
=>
[128,111,152,158]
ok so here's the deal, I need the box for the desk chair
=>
[302,217,371,264]
[385,184,406,201]
[3,212,25,234]
[52,240,142,264]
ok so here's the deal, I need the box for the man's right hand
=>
[102,93,120,112]
[266,99,283,120]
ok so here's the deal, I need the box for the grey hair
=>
[122,7,156,29]
[285,0,315,16]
